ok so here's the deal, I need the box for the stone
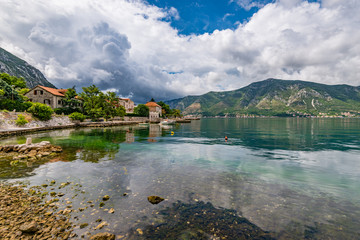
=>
[102,195,110,201]
[94,221,108,230]
[26,138,32,145]
[108,208,114,214]
[19,221,39,233]
[28,150,37,157]
[147,195,165,204]
[80,223,89,229]
[42,152,50,156]
[90,232,115,240]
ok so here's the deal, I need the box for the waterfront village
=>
[0,73,189,132]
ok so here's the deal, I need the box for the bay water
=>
[1,118,360,239]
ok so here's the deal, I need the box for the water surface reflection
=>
[1,119,360,239]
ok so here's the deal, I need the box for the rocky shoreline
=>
[0,139,62,161]
[0,182,117,240]
[0,183,75,239]
[0,120,143,138]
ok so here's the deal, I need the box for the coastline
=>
[0,120,143,138]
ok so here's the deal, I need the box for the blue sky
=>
[146,0,320,35]
[0,0,359,102]
[147,0,260,35]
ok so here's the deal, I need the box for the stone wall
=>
[123,116,148,122]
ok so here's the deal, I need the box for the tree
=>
[79,85,102,120]
[63,87,79,113]
[157,101,171,117]
[115,105,126,117]
[171,109,182,118]
[101,92,117,120]
[0,73,26,89]
[134,104,149,117]
[0,79,21,101]
[149,98,155,102]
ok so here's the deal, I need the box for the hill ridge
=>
[0,47,56,89]
[165,78,360,117]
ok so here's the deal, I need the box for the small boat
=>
[160,119,176,125]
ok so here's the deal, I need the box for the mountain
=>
[165,78,360,117]
[0,47,56,88]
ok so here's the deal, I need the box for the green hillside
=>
[0,47,55,88]
[166,79,360,117]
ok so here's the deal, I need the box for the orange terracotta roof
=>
[119,98,131,101]
[145,102,161,107]
[37,86,68,97]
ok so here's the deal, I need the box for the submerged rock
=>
[132,201,275,239]
[102,195,110,201]
[94,221,108,230]
[19,221,39,233]
[147,195,165,204]
[90,232,115,240]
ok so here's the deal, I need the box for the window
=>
[29,99,32,102]
[40,90,43,95]
[58,100,62,105]
[44,99,51,105]
[34,90,37,95]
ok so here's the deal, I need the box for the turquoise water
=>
[1,118,360,239]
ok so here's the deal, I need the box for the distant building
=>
[118,98,135,113]
[25,85,68,109]
[145,102,162,122]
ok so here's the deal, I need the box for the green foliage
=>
[28,102,53,121]
[15,114,28,126]
[102,91,117,120]
[0,79,21,101]
[79,85,102,121]
[79,86,127,120]
[115,105,126,117]
[0,73,26,89]
[69,112,86,122]
[171,109,182,117]
[62,87,82,114]
[157,101,171,116]
[0,99,32,111]
[134,104,149,117]
[0,73,29,103]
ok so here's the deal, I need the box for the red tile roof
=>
[145,102,161,107]
[37,86,68,97]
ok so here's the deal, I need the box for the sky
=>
[0,0,360,103]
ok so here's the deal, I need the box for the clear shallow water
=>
[1,118,360,239]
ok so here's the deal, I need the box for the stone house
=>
[118,98,135,113]
[25,85,68,109]
[145,102,162,122]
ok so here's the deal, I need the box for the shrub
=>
[15,114,28,126]
[28,102,53,121]
[0,99,32,112]
[69,112,86,122]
